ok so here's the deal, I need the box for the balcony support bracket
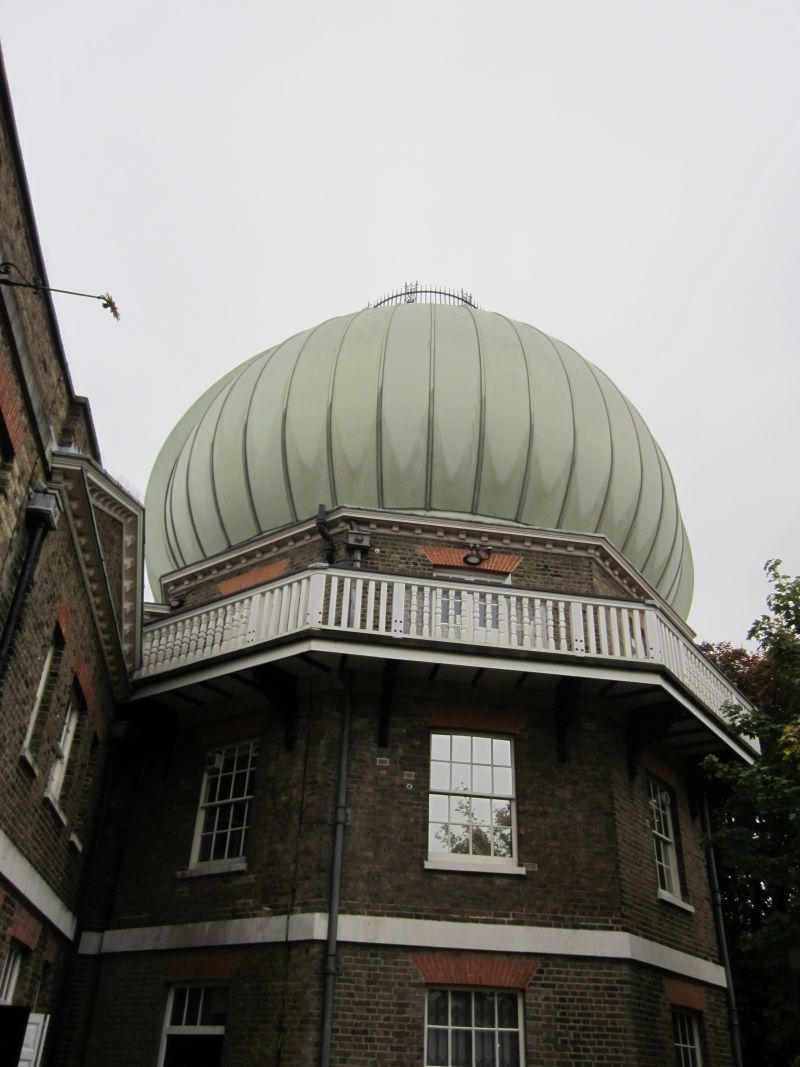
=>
[625,705,677,779]
[378,660,399,748]
[253,665,298,751]
[554,678,581,762]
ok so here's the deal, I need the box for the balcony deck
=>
[136,567,752,744]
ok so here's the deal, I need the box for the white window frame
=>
[0,944,22,1004]
[190,740,258,870]
[44,697,79,818]
[672,1008,703,1066]
[425,987,524,1067]
[426,733,524,875]
[20,642,56,772]
[158,985,227,1067]
[649,778,680,892]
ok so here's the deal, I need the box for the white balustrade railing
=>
[136,568,749,722]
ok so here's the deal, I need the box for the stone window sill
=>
[658,889,695,914]
[424,858,526,877]
[19,746,40,777]
[176,859,248,879]
[43,791,68,826]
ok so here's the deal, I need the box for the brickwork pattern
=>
[0,523,116,909]
[83,675,721,954]
[169,524,638,613]
[0,84,127,1067]
[73,941,733,1067]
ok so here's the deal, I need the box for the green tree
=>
[702,561,800,1067]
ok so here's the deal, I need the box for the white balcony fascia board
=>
[656,676,758,763]
[77,912,726,987]
[132,630,755,763]
[132,632,667,701]
[131,637,321,699]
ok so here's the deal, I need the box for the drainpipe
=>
[316,505,335,566]
[0,485,60,674]
[701,790,743,1067]
[320,673,352,1067]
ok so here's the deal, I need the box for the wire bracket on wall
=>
[0,261,120,320]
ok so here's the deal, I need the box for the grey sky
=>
[2,1,798,642]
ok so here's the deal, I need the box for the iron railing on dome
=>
[367,283,478,309]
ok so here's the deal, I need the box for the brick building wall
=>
[65,668,731,1064]
[73,940,732,1067]
[166,521,644,614]
[0,54,140,1067]
[96,674,714,954]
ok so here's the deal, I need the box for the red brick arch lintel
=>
[411,955,540,988]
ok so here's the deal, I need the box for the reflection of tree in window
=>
[428,734,515,862]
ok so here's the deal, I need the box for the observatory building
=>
[0,52,754,1067]
[70,286,752,1067]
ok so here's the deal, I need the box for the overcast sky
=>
[2,2,798,642]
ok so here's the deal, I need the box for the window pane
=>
[493,739,511,766]
[472,825,492,855]
[474,992,495,1028]
[498,1029,520,1067]
[450,826,470,854]
[450,991,471,1026]
[429,794,448,821]
[475,1029,495,1067]
[496,994,518,1028]
[472,797,491,826]
[452,736,471,763]
[185,987,202,1025]
[431,762,451,791]
[429,823,450,854]
[170,987,187,1025]
[473,764,492,794]
[451,1029,472,1067]
[427,990,449,1026]
[451,764,471,792]
[494,827,513,857]
[227,829,243,858]
[473,736,492,764]
[427,1028,448,1066]
[431,735,450,761]
[493,767,513,796]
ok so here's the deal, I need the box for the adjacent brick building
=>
[0,49,143,1066]
[0,50,754,1067]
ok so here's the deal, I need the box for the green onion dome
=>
[146,299,693,616]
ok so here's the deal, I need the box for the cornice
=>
[51,452,144,691]
[158,506,694,640]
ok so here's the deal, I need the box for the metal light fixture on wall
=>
[0,261,120,319]
[462,545,492,566]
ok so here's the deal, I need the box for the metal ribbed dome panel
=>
[146,303,693,616]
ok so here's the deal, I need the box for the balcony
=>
[135,567,752,744]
